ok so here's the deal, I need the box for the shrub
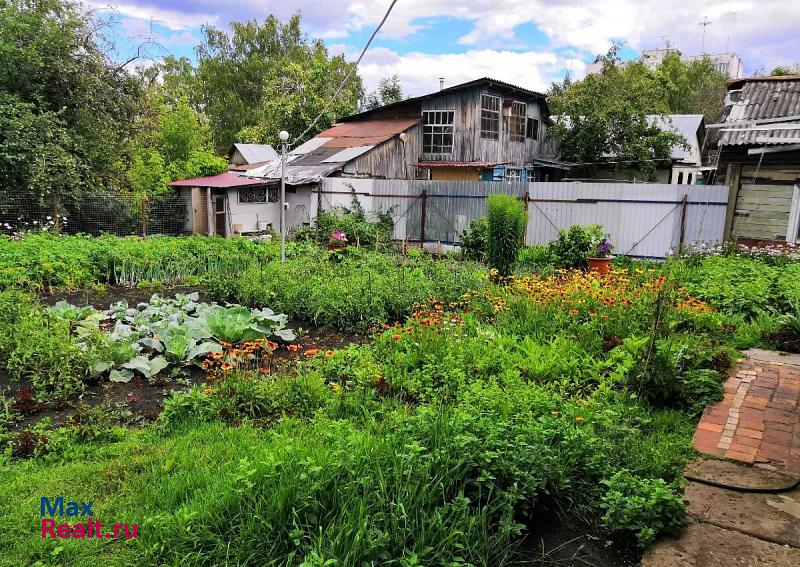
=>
[486,195,526,277]
[460,218,488,262]
[315,191,394,250]
[516,245,554,273]
[600,470,685,547]
[547,224,604,270]
[686,256,778,318]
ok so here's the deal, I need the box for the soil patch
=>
[39,284,211,308]
[519,505,640,566]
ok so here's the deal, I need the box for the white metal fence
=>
[317,179,730,258]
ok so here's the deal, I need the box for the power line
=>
[291,0,400,147]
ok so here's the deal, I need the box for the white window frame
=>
[509,101,527,143]
[238,186,279,204]
[480,94,500,140]
[526,117,539,141]
[506,168,522,182]
[422,110,455,155]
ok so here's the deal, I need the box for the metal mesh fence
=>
[0,192,191,237]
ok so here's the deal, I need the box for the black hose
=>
[684,473,800,494]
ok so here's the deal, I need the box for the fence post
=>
[52,194,61,234]
[140,194,148,238]
[419,189,428,248]
[678,193,689,254]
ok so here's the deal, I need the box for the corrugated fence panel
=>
[319,179,729,258]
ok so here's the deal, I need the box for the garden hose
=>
[683,472,800,494]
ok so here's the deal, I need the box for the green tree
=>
[361,75,404,111]
[195,15,362,148]
[770,64,800,76]
[655,52,728,122]
[0,0,142,197]
[548,51,686,179]
[129,98,227,194]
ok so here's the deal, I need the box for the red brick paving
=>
[693,350,800,473]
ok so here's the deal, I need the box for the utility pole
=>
[279,130,290,263]
[699,17,712,54]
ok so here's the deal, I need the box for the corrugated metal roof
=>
[232,143,278,164]
[290,137,333,155]
[718,77,800,146]
[322,146,375,163]
[242,117,418,184]
[169,172,269,188]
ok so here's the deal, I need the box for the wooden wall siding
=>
[430,167,481,181]
[731,182,795,241]
[190,187,209,235]
[419,86,547,166]
[340,124,422,179]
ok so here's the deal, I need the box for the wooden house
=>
[245,77,570,186]
[711,76,800,244]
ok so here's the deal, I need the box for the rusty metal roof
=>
[318,118,421,145]
[169,172,270,189]
[414,161,508,168]
[719,77,800,146]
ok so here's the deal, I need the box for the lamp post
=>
[279,130,290,263]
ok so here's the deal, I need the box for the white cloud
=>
[92,1,800,76]
[356,48,586,96]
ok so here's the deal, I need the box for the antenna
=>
[699,16,712,54]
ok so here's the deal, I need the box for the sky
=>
[87,0,800,96]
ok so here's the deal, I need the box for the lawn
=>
[1,229,799,566]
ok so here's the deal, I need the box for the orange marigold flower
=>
[568,309,579,316]
[575,416,585,422]
[305,348,319,357]
[286,344,299,353]
[391,334,402,340]
[220,363,233,372]
[324,351,334,359]
[203,387,213,395]
[260,367,271,374]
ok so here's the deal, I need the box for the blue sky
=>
[88,0,800,95]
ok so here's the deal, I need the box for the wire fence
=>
[0,192,191,237]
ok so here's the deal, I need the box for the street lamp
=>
[279,130,290,263]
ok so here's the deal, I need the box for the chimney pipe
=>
[439,77,444,91]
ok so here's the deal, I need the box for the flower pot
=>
[327,244,346,251]
[587,257,612,275]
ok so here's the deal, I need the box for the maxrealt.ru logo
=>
[40,497,138,539]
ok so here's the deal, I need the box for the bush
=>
[516,245,554,273]
[315,191,394,250]
[601,470,685,547]
[486,195,526,277]
[686,257,778,318]
[460,218,488,262]
[547,224,604,270]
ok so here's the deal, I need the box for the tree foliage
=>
[655,52,727,122]
[195,15,362,148]
[548,52,685,179]
[0,0,142,207]
[361,75,404,111]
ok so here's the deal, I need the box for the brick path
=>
[693,349,800,474]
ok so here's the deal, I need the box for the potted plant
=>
[587,238,613,275]
[327,230,348,251]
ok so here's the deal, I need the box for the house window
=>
[526,117,539,141]
[422,110,454,154]
[509,102,527,143]
[239,186,279,204]
[480,94,500,140]
[506,168,522,182]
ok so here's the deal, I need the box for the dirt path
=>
[643,350,800,566]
